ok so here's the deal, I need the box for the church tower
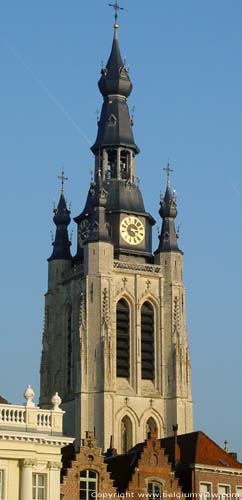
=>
[40,9,193,452]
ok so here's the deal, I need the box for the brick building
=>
[61,432,116,500]
[161,431,242,498]
[61,431,182,499]
[60,430,242,499]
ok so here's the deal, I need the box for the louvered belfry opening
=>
[141,302,155,380]
[116,299,130,378]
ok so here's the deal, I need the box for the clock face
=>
[78,219,91,246]
[120,216,145,246]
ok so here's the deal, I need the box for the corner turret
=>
[155,164,181,255]
[48,192,72,261]
[48,170,72,288]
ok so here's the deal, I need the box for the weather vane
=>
[108,1,124,25]
[58,168,68,194]
[163,161,174,187]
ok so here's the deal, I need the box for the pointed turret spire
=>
[155,164,181,254]
[48,171,72,261]
[91,5,139,181]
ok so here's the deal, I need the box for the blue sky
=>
[0,1,242,457]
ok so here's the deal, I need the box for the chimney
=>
[173,424,180,465]
[105,435,117,457]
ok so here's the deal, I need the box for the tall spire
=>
[155,165,181,254]
[48,171,72,261]
[91,5,139,177]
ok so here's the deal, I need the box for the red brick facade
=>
[61,431,242,499]
[61,432,116,500]
[125,433,182,498]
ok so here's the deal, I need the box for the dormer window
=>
[108,114,117,126]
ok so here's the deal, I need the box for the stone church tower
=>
[40,16,193,453]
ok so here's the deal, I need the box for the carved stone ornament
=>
[173,296,181,336]
[79,291,86,328]
[149,453,158,466]
[24,385,35,408]
[113,261,161,274]
[102,287,110,325]
[51,392,62,411]
[21,459,37,468]
[47,461,62,470]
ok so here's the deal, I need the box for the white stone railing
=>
[0,404,64,435]
[0,405,26,425]
[37,410,52,429]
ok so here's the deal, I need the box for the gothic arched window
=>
[116,299,130,378]
[141,302,155,380]
[121,416,132,453]
[146,417,157,437]
[80,470,98,500]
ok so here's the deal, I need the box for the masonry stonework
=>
[40,18,193,453]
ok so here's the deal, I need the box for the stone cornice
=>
[193,463,242,475]
[0,430,74,447]
[113,260,162,274]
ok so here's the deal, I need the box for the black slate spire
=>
[155,168,181,254]
[48,182,72,261]
[91,23,139,157]
[74,8,155,262]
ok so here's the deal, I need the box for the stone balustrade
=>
[0,387,64,435]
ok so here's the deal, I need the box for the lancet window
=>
[141,302,155,380]
[121,416,132,453]
[116,299,130,378]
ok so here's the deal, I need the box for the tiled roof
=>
[106,449,141,492]
[160,431,242,469]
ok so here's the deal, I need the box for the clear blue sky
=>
[0,1,242,457]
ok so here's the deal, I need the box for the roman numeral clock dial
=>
[120,216,145,246]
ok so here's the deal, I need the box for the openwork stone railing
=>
[0,389,64,435]
[0,406,26,425]
[37,410,52,428]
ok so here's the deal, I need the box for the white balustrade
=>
[37,411,52,428]
[0,387,63,434]
[0,405,26,425]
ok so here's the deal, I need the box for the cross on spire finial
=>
[163,161,174,187]
[108,1,124,26]
[58,168,68,194]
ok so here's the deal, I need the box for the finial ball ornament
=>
[51,392,62,412]
[24,385,35,407]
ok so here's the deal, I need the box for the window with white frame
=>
[236,487,242,500]
[0,470,4,500]
[200,483,212,500]
[32,473,46,500]
[218,485,230,500]
[80,470,98,500]
[147,481,163,499]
